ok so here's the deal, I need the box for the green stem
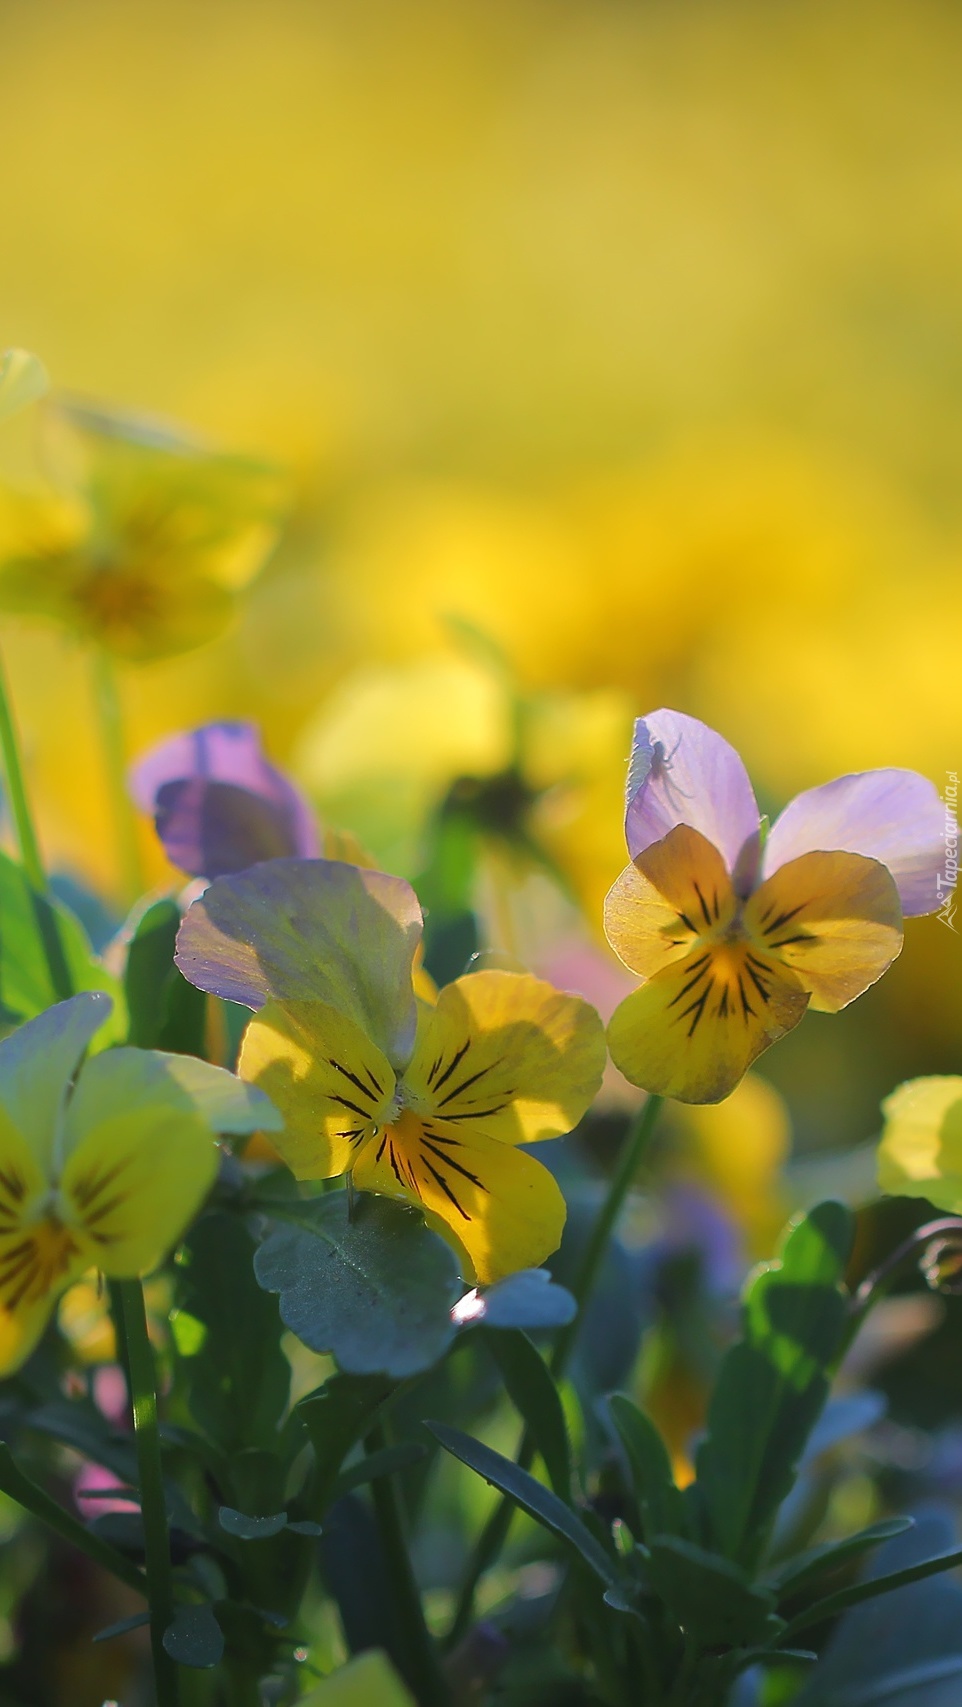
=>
[366,1419,450,1707]
[447,1096,663,1645]
[0,641,47,889]
[114,1278,178,1707]
[92,647,144,905]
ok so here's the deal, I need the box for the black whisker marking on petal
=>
[438,1063,497,1107]
[363,1064,385,1097]
[737,975,756,1021]
[763,902,809,936]
[693,881,713,928]
[387,1142,406,1187]
[4,1261,42,1310]
[0,1169,25,1204]
[422,1139,485,1189]
[712,889,720,920]
[442,1104,509,1123]
[375,1133,388,1164]
[769,931,819,949]
[339,1127,368,1145]
[426,1055,444,1087]
[677,986,711,1037]
[330,1093,373,1120]
[744,963,772,1005]
[419,1128,461,1146]
[421,1158,471,1221]
[431,1040,471,1093]
[328,1059,378,1105]
[716,984,730,1018]
[667,961,713,1009]
[676,910,696,932]
[71,1158,130,1212]
[84,1193,128,1228]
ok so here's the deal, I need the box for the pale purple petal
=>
[130,721,318,877]
[763,769,945,916]
[625,710,761,886]
[175,858,423,1068]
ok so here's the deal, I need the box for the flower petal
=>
[607,943,808,1104]
[176,859,422,1068]
[0,994,112,1173]
[60,1056,220,1276]
[625,710,760,885]
[763,769,946,916]
[605,825,738,980]
[353,1109,567,1284]
[404,970,605,1145]
[130,720,318,878]
[0,1290,58,1378]
[745,850,903,1013]
[239,999,395,1180]
[877,1076,962,1209]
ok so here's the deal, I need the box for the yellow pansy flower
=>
[0,398,286,661]
[605,710,943,1104]
[877,1077,962,1211]
[0,990,278,1376]
[175,858,606,1283]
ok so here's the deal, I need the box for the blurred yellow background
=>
[0,0,958,1143]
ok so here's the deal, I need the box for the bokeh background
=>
[0,0,959,1161]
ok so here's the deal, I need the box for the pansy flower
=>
[130,719,320,880]
[877,1076,962,1212]
[0,398,286,661]
[605,710,944,1103]
[0,991,279,1375]
[175,859,606,1282]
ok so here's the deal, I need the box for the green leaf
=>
[487,1330,571,1499]
[767,1518,915,1600]
[782,1545,962,1641]
[646,1536,779,1650]
[175,1213,290,1453]
[299,1650,416,1707]
[0,1442,146,1597]
[123,896,206,1055]
[605,1393,687,1542]
[92,1611,152,1644]
[692,1201,853,1570]
[332,1442,427,1499]
[254,1194,461,1379]
[0,850,126,1035]
[426,1420,618,1588]
[297,1374,393,1516]
[218,1506,288,1540]
[163,1603,225,1668]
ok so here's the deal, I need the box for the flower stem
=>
[92,647,144,905]
[447,1095,663,1645]
[113,1278,178,1707]
[0,641,47,890]
[366,1418,450,1707]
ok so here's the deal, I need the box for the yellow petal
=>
[607,941,808,1104]
[877,1076,962,1209]
[745,850,902,1013]
[59,1064,219,1275]
[404,969,605,1145]
[0,1290,59,1378]
[353,1109,566,1284]
[604,826,738,980]
[0,350,48,423]
[239,998,395,1180]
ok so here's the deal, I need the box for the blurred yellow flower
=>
[0,398,286,662]
[877,1076,962,1210]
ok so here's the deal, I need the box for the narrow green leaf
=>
[488,1330,571,1499]
[297,1373,393,1515]
[123,896,206,1055]
[782,1546,962,1641]
[332,1442,427,1499]
[426,1420,618,1588]
[605,1393,686,1541]
[693,1201,854,1569]
[0,850,126,1033]
[92,1611,151,1644]
[254,1193,461,1379]
[647,1535,779,1650]
[767,1517,915,1599]
[0,1443,146,1596]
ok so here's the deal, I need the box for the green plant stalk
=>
[114,1278,179,1707]
[92,646,144,904]
[366,1418,450,1707]
[0,641,47,890]
[447,1095,663,1644]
